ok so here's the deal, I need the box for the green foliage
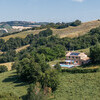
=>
[54,63,61,72]
[90,43,100,64]
[16,55,59,91]
[62,67,100,73]
[0,65,8,73]
[27,83,47,100]
[17,58,42,83]
[0,50,16,63]
[71,20,81,26]
[38,28,53,37]
[40,69,59,91]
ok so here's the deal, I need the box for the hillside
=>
[1,20,100,41]
[52,20,100,38]
[1,29,45,41]
[0,70,28,98]
[0,68,100,100]
[53,71,100,100]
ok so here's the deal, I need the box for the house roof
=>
[66,52,90,61]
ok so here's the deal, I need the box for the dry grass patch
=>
[0,62,14,71]
[16,44,30,53]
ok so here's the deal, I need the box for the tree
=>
[40,69,59,91]
[90,43,100,64]
[71,20,81,26]
[16,58,42,83]
[0,65,8,73]
[54,63,61,72]
[27,83,47,100]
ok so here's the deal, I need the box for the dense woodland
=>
[0,26,100,63]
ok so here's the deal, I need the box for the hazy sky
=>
[0,0,100,22]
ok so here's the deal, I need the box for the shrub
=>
[62,67,100,73]
[0,65,8,73]
[54,63,61,72]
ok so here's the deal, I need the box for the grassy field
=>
[0,70,28,98]
[52,71,100,100]
[0,68,100,100]
[1,20,100,41]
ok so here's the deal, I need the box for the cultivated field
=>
[1,20,100,41]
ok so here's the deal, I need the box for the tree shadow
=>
[2,74,27,87]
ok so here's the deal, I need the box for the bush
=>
[62,67,100,73]
[0,65,8,73]
[54,63,61,72]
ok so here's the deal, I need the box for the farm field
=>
[52,71,100,100]
[1,20,100,41]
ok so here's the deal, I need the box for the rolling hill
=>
[1,20,100,41]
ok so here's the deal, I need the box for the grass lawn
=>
[52,72,100,100]
[0,70,28,98]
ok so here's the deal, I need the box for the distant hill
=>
[52,20,100,38]
[0,21,48,27]
[0,21,48,35]
[1,20,100,41]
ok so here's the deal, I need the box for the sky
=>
[0,0,100,22]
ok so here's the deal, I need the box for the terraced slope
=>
[1,20,100,41]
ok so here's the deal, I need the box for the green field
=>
[0,70,28,98]
[52,71,100,100]
[0,68,100,100]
